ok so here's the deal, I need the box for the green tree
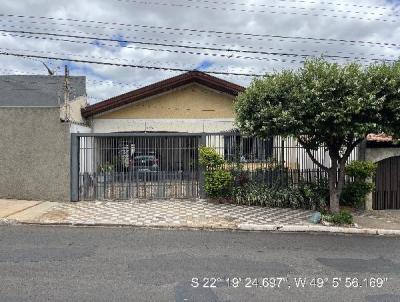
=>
[235,59,400,213]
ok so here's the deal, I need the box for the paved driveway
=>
[35,199,313,229]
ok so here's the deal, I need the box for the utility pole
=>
[63,65,70,121]
[64,65,70,104]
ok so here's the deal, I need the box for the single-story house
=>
[0,71,399,209]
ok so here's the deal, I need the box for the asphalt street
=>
[0,226,399,302]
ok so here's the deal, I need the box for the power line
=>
[186,0,396,17]
[1,14,397,49]
[0,29,394,63]
[0,32,301,64]
[0,50,265,77]
[115,0,399,23]
[1,21,397,59]
[0,44,267,74]
[0,66,150,88]
[181,0,392,11]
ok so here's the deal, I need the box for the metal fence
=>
[206,134,357,185]
[71,132,358,201]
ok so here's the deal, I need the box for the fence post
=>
[70,133,80,202]
[198,134,207,199]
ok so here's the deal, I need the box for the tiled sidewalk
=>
[34,199,312,229]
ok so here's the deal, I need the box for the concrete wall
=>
[364,146,400,210]
[0,107,71,201]
[365,147,400,163]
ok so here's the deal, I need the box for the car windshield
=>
[133,155,157,166]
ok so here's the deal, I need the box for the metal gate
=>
[71,133,201,201]
[373,156,400,210]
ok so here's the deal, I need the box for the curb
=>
[239,223,400,236]
[7,220,400,236]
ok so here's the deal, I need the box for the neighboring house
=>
[0,75,87,201]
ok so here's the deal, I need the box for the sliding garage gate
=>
[71,133,202,201]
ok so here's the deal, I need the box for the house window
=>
[223,135,273,162]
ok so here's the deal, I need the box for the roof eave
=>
[81,71,244,118]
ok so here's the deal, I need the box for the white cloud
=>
[0,0,398,102]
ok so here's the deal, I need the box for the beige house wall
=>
[97,83,235,120]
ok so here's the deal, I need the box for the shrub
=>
[345,160,377,180]
[230,168,250,187]
[233,183,306,209]
[204,170,233,199]
[341,160,377,208]
[323,210,353,225]
[341,181,374,208]
[298,179,329,211]
[199,146,225,170]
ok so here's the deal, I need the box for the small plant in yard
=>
[345,160,377,180]
[341,160,377,208]
[199,146,233,199]
[322,210,354,225]
[233,182,307,209]
[98,162,114,173]
[298,179,329,211]
[199,146,225,170]
[204,170,233,199]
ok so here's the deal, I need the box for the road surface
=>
[0,225,399,301]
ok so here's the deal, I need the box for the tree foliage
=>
[235,58,400,212]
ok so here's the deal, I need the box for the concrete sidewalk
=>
[25,199,313,229]
[1,199,400,236]
[354,210,400,230]
[0,199,55,223]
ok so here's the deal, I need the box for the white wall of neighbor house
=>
[70,124,95,174]
[60,96,88,124]
[70,123,91,133]
[89,118,235,133]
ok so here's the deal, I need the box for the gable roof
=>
[81,71,245,118]
[0,75,86,107]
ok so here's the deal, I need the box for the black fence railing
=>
[71,132,358,201]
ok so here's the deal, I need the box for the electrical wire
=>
[0,45,268,74]
[178,0,397,17]
[0,29,394,63]
[0,31,304,63]
[1,14,397,48]
[1,21,397,58]
[0,50,266,77]
[114,0,398,23]
[179,0,392,11]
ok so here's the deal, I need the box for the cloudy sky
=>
[0,0,399,103]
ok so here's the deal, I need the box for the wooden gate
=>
[373,156,400,210]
